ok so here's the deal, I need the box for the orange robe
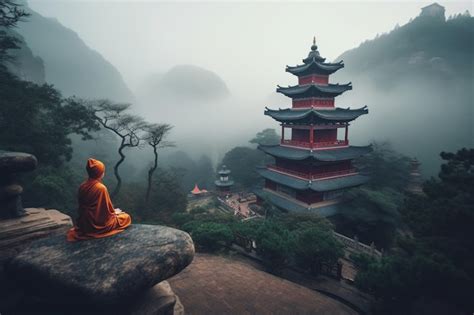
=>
[67,179,131,241]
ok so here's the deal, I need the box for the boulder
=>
[0,151,38,219]
[6,224,194,309]
[0,151,37,174]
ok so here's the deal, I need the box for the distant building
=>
[406,158,424,195]
[254,37,371,217]
[214,165,234,194]
[420,3,445,21]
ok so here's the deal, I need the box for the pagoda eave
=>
[276,83,352,98]
[254,189,340,217]
[215,180,234,187]
[286,60,344,76]
[264,106,368,124]
[258,144,372,161]
[257,167,370,192]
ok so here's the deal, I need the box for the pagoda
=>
[255,38,372,217]
[215,165,234,194]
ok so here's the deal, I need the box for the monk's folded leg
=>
[116,212,132,228]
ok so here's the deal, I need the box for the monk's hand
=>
[114,208,123,214]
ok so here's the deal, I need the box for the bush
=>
[255,221,291,269]
[171,212,194,227]
[190,206,207,215]
[291,227,344,274]
[191,222,233,251]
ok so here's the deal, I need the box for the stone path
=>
[168,253,358,315]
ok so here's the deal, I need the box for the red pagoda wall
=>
[291,129,309,142]
[264,180,277,190]
[296,191,323,204]
[314,129,337,143]
[274,158,352,177]
[293,98,334,108]
[298,75,328,85]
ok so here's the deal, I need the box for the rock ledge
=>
[7,224,194,307]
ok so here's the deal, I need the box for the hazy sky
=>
[28,0,471,97]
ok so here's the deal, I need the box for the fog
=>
[26,0,473,174]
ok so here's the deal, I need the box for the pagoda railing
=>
[281,139,348,149]
[267,165,357,180]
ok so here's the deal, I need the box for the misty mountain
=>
[6,30,45,85]
[137,64,230,104]
[333,12,474,176]
[16,3,134,102]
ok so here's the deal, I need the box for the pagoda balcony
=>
[281,139,348,149]
[267,164,358,180]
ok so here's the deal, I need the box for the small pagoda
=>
[255,38,371,217]
[214,165,234,194]
[406,158,423,195]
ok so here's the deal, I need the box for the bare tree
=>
[143,123,173,204]
[90,100,146,196]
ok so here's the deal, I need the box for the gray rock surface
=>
[6,224,194,308]
[0,151,37,174]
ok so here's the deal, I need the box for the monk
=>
[67,158,132,241]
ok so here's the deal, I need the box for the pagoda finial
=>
[311,36,317,51]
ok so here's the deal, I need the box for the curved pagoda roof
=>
[254,189,339,217]
[257,167,369,192]
[215,179,235,187]
[277,83,352,99]
[303,37,326,63]
[258,144,372,161]
[285,38,344,76]
[218,165,231,175]
[265,106,368,124]
[286,60,344,76]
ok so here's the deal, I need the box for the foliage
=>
[354,148,474,314]
[162,151,215,192]
[336,141,410,248]
[0,0,29,65]
[220,146,266,188]
[190,222,233,251]
[231,219,263,240]
[143,123,173,204]
[249,128,280,146]
[171,212,194,226]
[291,226,344,273]
[276,212,334,231]
[21,165,82,216]
[89,100,147,196]
[189,206,207,215]
[141,167,188,223]
[0,70,99,165]
[254,220,291,269]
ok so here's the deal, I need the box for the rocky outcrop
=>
[0,151,38,219]
[0,208,72,312]
[7,224,194,312]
